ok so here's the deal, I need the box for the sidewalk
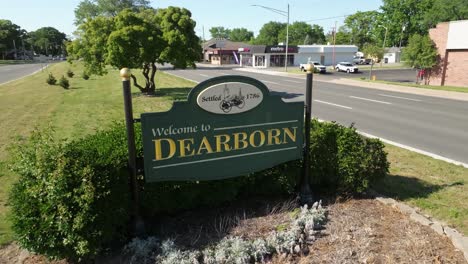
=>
[233,67,468,102]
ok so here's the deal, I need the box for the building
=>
[239,45,298,68]
[202,39,248,65]
[429,20,468,87]
[383,47,402,63]
[238,44,357,68]
[296,45,358,66]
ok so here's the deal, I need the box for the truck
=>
[352,55,372,65]
[299,61,327,73]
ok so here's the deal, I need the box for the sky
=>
[0,0,383,40]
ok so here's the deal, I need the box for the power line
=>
[305,15,348,22]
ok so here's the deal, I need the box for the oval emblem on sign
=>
[197,82,263,114]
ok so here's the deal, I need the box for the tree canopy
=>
[278,22,326,45]
[0,19,24,58]
[209,26,231,39]
[343,11,382,49]
[253,21,285,45]
[29,27,67,56]
[229,28,254,42]
[68,7,201,95]
[74,0,151,25]
[402,34,437,70]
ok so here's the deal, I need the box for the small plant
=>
[82,72,90,80]
[46,73,56,85]
[66,69,74,78]
[59,75,70,89]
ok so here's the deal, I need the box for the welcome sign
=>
[141,75,304,182]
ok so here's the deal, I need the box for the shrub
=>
[308,120,389,195]
[66,69,74,78]
[9,124,131,260]
[46,73,56,85]
[82,72,90,80]
[58,75,70,89]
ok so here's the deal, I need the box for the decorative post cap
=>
[120,68,131,81]
[305,63,314,73]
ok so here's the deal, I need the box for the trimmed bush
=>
[8,120,388,260]
[46,73,56,85]
[82,72,90,80]
[308,120,389,194]
[58,75,70,89]
[66,69,74,78]
[9,124,131,261]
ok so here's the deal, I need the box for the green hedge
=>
[8,120,388,260]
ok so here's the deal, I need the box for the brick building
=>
[429,20,468,87]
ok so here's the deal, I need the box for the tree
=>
[69,7,201,95]
[344,11,382,49]
[423,0,468,28]
[380,0,434,47]
[29,27,67,56]
[74,0,150,25]
[327,26,353,45]
[209,26,230,39]
[229,28,253,42]
[402,34,437,84]
[362,43,384,62]
[253,21,285,45]
[0,19,24,59]
[278,22,325,45]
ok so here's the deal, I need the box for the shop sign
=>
[266,46,298,53]
[141,75,304,182]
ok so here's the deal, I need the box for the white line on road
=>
[350,96,392,105]
[260,80,280,85]
[316,119,468,169]
[199,74,210,77]
[314,100,352,109]
[283,79,303,84]
[379,94,422,102]
[218,73,229,75]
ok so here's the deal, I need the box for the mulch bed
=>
[0,198,466,264]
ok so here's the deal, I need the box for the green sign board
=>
[141,75,304,182]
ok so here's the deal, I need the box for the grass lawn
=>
[0,62,195,245]
[356,78,468,93]
[0,62,467,246]
[374,144,468,235]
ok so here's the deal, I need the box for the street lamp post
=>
[252,4,290,71]
[381,25,388,49]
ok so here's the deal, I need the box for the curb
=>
[373,194,468,262]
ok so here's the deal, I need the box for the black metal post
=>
[300,65,314,205]
[121,68,144,236]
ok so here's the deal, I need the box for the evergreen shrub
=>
[46,73,56,85]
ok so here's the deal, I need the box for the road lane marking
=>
[314,100,352,109]
[199,74,210,77]
[260,80,280,85]
[284,79,302,84]
[350,96,392,105]
[379,94,422,102]
[218,73,229,75]
[316,119,468,169]
[359,131,468,169]
[164,71,200,84]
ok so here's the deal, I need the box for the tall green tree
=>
[278,22,325,45]
[29,27,67,56]
[0,19,24,59]
[74,0,150,25]
[209,26,231,39]
[229,28,253,42]
[423,0,468,28]
[327,26,353,45]
[402,34,437,84]
[253,21,285,45]
[380,0,434,47]
[344,11,382,49]
[69,7,200,95]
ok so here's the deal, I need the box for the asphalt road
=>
[164,67,468,165]
[0,63,47,85]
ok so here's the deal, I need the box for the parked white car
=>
[299,61,327,73]
[335,62,359,73]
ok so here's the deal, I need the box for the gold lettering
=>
[215,134,232,152]
[267,129,282,145]
[233,132,249,150]
[249,130,266,147]
[154,138,176,160]
[178,138,195,157]
[283,127,297,143]
[197,136,214,155]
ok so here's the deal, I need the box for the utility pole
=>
[13,40,17,60]
[285,3,289,72]
[332,21,337,67]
